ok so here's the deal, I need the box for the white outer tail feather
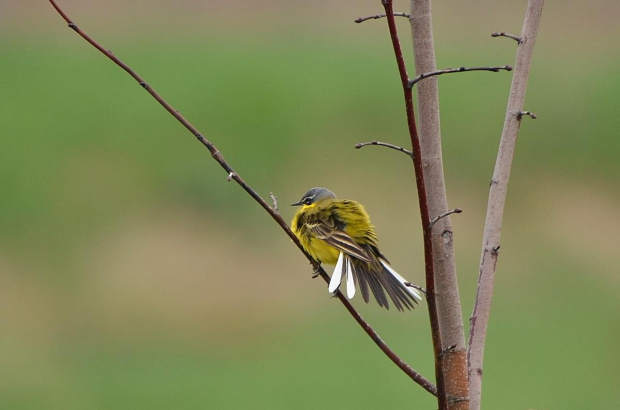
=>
[380,259,423,302]
[345,258,355,299]
[328,252,345,293]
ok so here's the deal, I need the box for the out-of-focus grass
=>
[1,2,619,409]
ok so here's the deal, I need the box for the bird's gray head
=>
[291,187,336,206]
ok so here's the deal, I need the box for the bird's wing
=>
[306,219,372,263]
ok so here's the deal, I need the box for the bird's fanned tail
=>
[328,251,423,311]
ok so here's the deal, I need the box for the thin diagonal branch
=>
[354,12,410,24]
[408,65,513,88]
[355,140,413,157]
[47,0,436,397]
[468,2,544,410]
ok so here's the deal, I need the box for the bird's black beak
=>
[291,200,302,206]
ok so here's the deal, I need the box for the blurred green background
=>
[1,1,618,408]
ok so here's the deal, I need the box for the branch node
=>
[139,81,148,89]
[442,344,457,354]
[491,32,524,44]
[517,110,538,120]
[429,208,462,229]
[68,22,78,31]
[226,171,236,182]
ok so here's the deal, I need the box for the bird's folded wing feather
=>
[306,220,371,263]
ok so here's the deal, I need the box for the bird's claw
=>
[312,264,322,278]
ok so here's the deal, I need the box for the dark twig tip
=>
[517,111,538,120]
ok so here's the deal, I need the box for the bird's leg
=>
[312,263,322,278]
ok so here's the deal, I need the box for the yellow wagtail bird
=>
[291,187,422,311]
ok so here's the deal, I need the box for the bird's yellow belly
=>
[302,236,340,265]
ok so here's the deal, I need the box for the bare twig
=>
[491,31,523,44]
[47,0,436,397]
[405,282,426,294]
[354,12,410,24]
[381,0,447,404]
[408,0,469,408]
[517,110,538,119]
[269,192,278,213]
[355,140,413,157]
[429,208,463,229]
[468,2,544,410]
[408,65,513,88]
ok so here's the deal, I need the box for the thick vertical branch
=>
[409,1,468,409]
[381,0,447,406]
[468,2,544,410]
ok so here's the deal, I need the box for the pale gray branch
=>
[467,2,544,410]
[409,0,468,405]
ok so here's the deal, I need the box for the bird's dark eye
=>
[304,198,312,205]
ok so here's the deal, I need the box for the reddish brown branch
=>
[381,0,446,403]
[47,0,436,397]
[409,65,513,87]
